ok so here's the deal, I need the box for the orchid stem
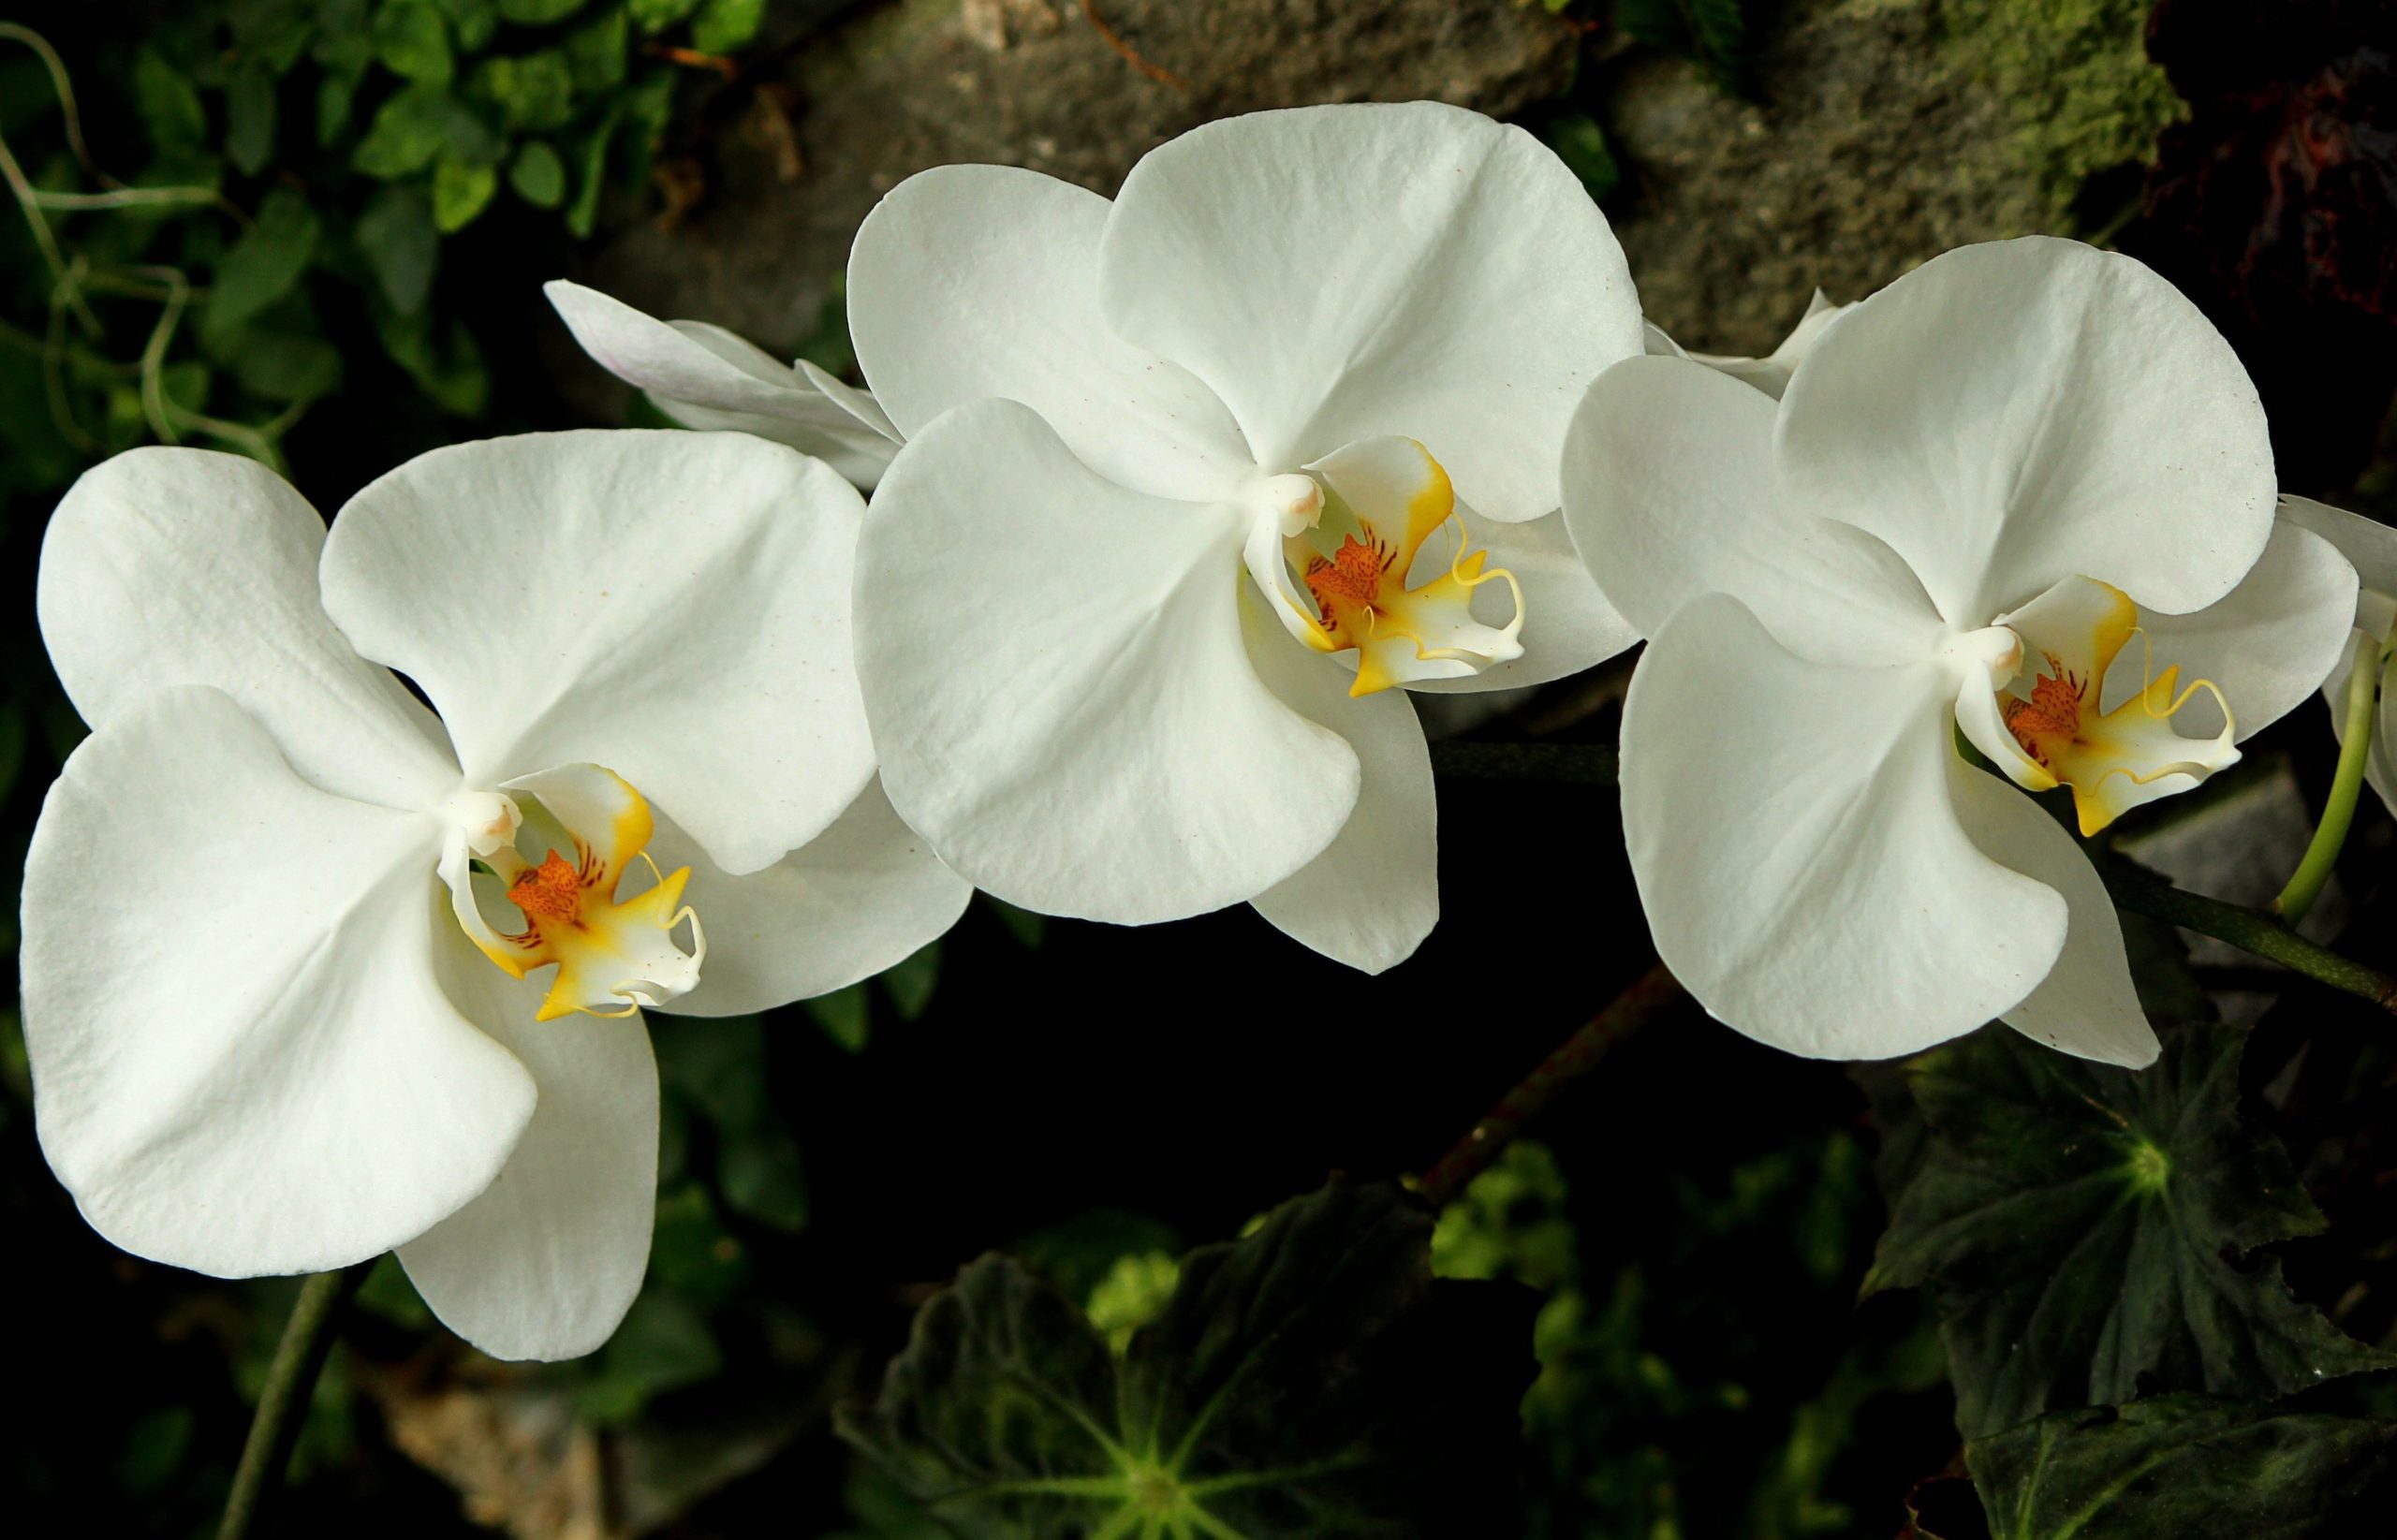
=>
[2102,866,2397,1016]
[216,1260,374,1540]
[2274,631,2388,926]
[1428,741,1618,785]
[1419,962,1682,1207]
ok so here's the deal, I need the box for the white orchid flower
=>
[546,280,903,490]
[2277,495,2397,813]
[1564,236,2358,1066]
[22,433,968,1360]
[846,103,1644,974]
[1642,287,1854,401]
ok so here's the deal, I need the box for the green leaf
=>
[204,187,320,335]
[213,327,343,403]
[881,943,939,1021]
[434,0,500,51]
[1617,0,1748,91]
[134,51,209,152]
[806,983,871,1052]
[509,139,566,206]
[375,305,490,414]
[432,155,498,230]
[499,0,592,22]
[470,49,577,131]
[1966,1397,2397,1539]
[356,182,439,310]
[225,69,280,174]
[627,0,703,33]
[351,82,498,176]
[841,1180,1537,1537]
[564,100,621,237]
[1867,1021,2391,1439]
[690,0,766,53]
[564,3,630,90]
[1546,112,1619,202]
[373,0,455,84]
[575,1293,722,1425]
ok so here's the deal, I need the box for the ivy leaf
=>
[434,0,501,51]
[690,0,767,53]
[882,943,940,1021]
[133,50,208,152]
[499,0,593,22]
[806,983,871,1052]
[509,139,566,206]
[471,49,578,131]
[373,0,455,84]
[565,4,631,90]
[432,155,499,231]
[842,1180,1537,1537]
[356,182,439,311]
[1616,0,1748,91]
[204,187,320,337]
[224,68,280,174]
[1966,1397,2397,1539]
[1545,112,1619,202]
[628,0,704,33]
[351,82,499,177]
[1866,1021,2390,1438]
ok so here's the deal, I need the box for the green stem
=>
[1418,962,1682,1207]
[216,1261,374,1540]
[2274,630,2387,925]
[2103,866,2397,1016]
[1427,741,1618,785]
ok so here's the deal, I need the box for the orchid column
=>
[846,103,1645,974]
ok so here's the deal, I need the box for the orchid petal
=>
[321,430,874,876]
[22,686,534,1277]
[1620,596,2066,1059]
[847,165,1250,500]
[1777,237,2276,623]
[1099,102,1642,521]
[857,398,1359,923]
[1402,507,1639,694]
[2126,517,2356,743]
[37,447,455,810]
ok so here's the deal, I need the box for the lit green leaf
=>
[508,138,566,206]
[471,49,577,131]
[134,50,208,151]
[224,69,279,174]
[1546,112,1619,202]
[351,82,498,176]
[1967,1397,2397,1539]
[356,182,439,310]
[690,0,766,53]
[564,3,630,90]
[434,0,500,50]
[842,1180,1537,1537]
[499,0,592,22]
[564,100,620,237]
[373,0,455,83]
[204,186,320,336]
[806,983,870,1052]
[432,155,498,230]
[881,944,939,1021]
[1867,1021,2392,1438]
[628,0,703,33]
[375,306,490,414]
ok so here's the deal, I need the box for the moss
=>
[1943,0,2186,220]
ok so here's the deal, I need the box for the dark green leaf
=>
[690,0,766,53]
[806,983,870,1052]
[434,0,500,50]
[356,182,438,310]
[352,82,498,176]
[720,1133,808,1232]
[499,0,592,22]
[842,1180,1536,1538]
[134,51,208,152]
[628,0,703,33]
[375,306,490,414]
[882,944,939,1021]
[432,155,498,231]
[374,0,455,84]
[213,326,343,403]
[575,1293,722,1425]
[225,69,280,174]
[1867,1021,2391,1438]
[316,69,364,148]
[470,49,577,131]
[564,100,621,237]
[1617,0,1749,91]
[1546,112,1619,201]
[509,138,566,206]
[1967,1397,2397,1539]
[564,3,630,90]
[204,187,320,336]
[228,0,318,74]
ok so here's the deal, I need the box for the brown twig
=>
[1081,0,1188,92]
[1418,962,1684,1207]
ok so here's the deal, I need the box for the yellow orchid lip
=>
[1256,437,1525,697]
[1992,577,2237,837]
[444,764,706,1021]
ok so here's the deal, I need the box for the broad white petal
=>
[648,782,972,1017]
[37,447,454,809]
[1945,765,2160,1067]
[399,944,656,1361]
[1561,355,1944,663]
[1403,507,1639,694]
[546,282,899,488]
[1242,594,1437,973]
[1621,595,2067,1059]
[847,164,1250,500]
[1100,102,1642,521]
[857,398,1359,923]
[22,686,534,1277]
[2126,519,2356,741]
[2283,498,2397,814]
[2278,495,2397,609]
[1777,238,2276,624]
[322,430,874,876]
[1683,290,1852,401]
